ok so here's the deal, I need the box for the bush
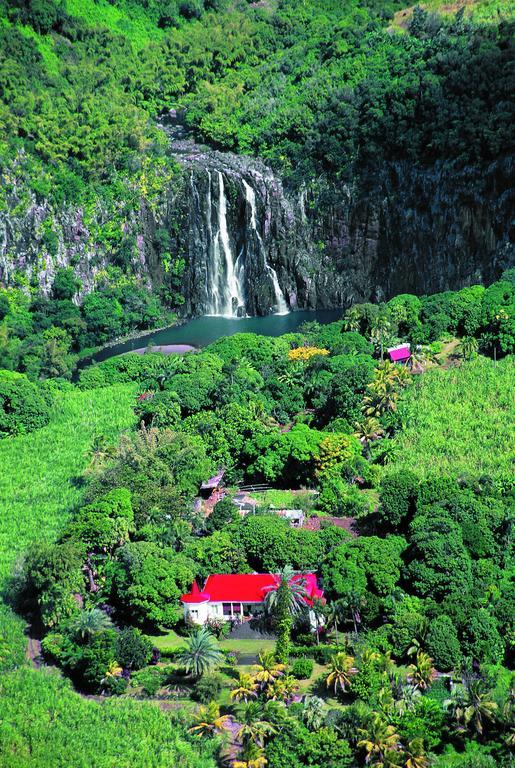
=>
[204,617,230,639]
[314,646,341,664]
[377,470,419,530]
[291,658,314,679]
[0,371,50,437]
[425,615,461,671]
[103,675,129,695]
[131,667,166,696]
[289,644,341,661]
[295,633,317,648]
[115,628,153,671]
[192,672,224,703]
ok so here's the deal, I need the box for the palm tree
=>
[343,307,361,332]
[405,738,429,768]
[264,674,299,703]
[407,652,436,691]
[357,716,401,767]
[177,626,224,678]
[370,310,394,360]
[84,434,115,473]
[445,678,498,737]
[188,701,230,738]
[252,651,286,689]
[326,652,357,695]
[302,696,326,731]
[234,702,277,747]
[262,699,290,723]
[230,673,259,703]
[354,417,385,456]
[324,601,344,646]
[460,335,479,361]
[264,567,310,617]
[70,608,113,641]
[232,741,267,768]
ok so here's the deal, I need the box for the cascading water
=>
[204,170,221,314]
[242,180,289,315]
[164,120,309,316]
[207,171,245,316]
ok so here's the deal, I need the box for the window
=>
[223,603,232,617]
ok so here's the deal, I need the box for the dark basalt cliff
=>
[1,135,513,315]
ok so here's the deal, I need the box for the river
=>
[92,309,344,363]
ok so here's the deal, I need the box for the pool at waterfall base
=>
[91,309,344,363]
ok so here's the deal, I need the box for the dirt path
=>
[437,338,461,369]
[26,636,42,669]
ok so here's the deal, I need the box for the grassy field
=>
[65,0,165,49]
[249,489,317,510]
[389,356,514,479]
[392,0,514,29]
[151,629,276,657]
[0,383,135,586]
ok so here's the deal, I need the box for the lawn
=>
[150,630,276,657]
[249,489,317,511]
[0,383,135,586]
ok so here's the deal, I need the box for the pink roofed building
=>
[387,343,411,364]
[181,572,324,627]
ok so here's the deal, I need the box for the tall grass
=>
[0,668,216,768]
[0,384,135,586]
[65,0,165,49]
[390,357,514,479]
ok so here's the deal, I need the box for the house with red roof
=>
[387,343,411,364]
[181,573,324,627]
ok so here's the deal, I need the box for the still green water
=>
[94,309,343,362]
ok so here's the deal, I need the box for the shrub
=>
[377,470,419,530]
[0,371,50,437]
[131,666,166,696]
[192,672,224,703]
[103,675,129,696]
[295,633,317,648]
[115,628,153,671]
[291,658,314,679]
[314,646,341,664]
[204,617,230,639]
[425,615,461,671]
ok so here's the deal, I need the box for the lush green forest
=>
[0,0,513,328]
[1,275,514,767]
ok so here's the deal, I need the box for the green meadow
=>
[390,357,514,479]
[0,383,135,585]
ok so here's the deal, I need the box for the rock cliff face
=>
[0,136,512,315]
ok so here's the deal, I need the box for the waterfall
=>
[242,179,289,315]
[205,170,222,315]
[207,172,245,316]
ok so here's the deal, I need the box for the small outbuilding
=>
[387,343,411,364]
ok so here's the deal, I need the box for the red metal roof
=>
[388,344,411,362]
[180,580,210,604]
[180,573,324,605]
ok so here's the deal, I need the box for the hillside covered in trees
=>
[0,0,513,326]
